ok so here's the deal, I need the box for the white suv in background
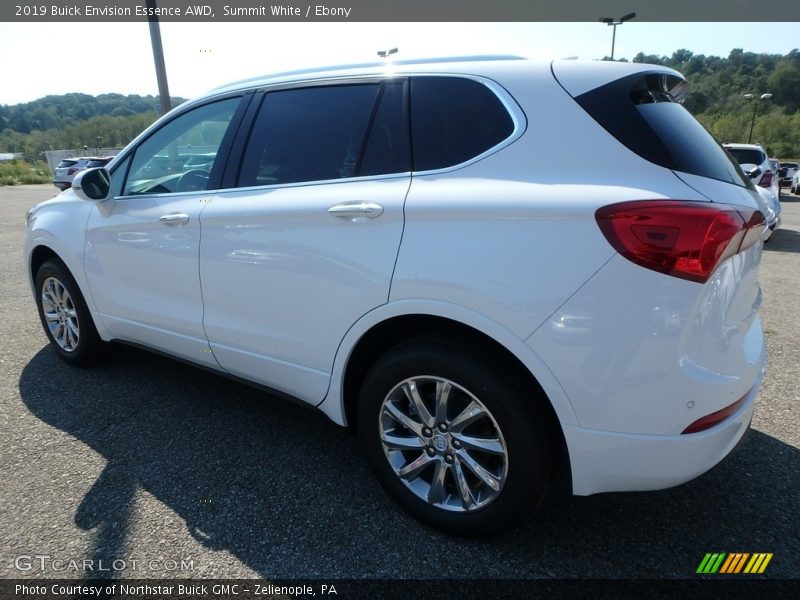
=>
[723,143,781,234]
[25,57,768,536]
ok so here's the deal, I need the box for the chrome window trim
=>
[112,73,526,198]
[215,171,413,196]
[217,73,526,192]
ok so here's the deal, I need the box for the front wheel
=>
[357,338,559,537]
[35,259,107,366]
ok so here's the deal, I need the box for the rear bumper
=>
[565,372,761,495]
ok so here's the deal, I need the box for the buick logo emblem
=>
[433,435,448,452]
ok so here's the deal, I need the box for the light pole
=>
[599,12,636,61]
[147,0,172,116]
[743,93,772,144]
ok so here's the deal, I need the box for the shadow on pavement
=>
[764,226,800,253]
[19,345,800,578]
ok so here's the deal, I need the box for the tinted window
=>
[576,73,751,188]
[124,98,239,195]
[360,82,411,176]
[86,159,109,168]
[238,84,380,187]
[57,160,77,168]
[410,77,514,171]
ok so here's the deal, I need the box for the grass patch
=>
[0,160,52,186]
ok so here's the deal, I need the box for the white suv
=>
[24,57,768,536]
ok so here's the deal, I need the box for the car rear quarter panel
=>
[390,63,708,342]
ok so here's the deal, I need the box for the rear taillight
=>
[67,167,79,175]
[595,201,764,283]
[758,170,774,187]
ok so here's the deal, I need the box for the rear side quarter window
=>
[410,77,515,172]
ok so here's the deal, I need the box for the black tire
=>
[34,259,107,366]
[357,337,559,537]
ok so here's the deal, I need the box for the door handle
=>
[159,213,190,226]
[327,202,384,219]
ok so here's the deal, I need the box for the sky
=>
[0,22,798,105]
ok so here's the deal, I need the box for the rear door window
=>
[237,84,384,187]
[410,77,514,171]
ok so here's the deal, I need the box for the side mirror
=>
[72,168,111,201]
[740,164,761,180]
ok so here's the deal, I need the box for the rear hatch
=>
[551,60,766,214]
[54,159,78,179]
[540,61,767,435]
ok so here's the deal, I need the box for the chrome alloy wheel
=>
[379,376,509,512]
[41,276,79,352]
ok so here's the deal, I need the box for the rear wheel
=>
[35,259,107,366]
[357,338,559,537]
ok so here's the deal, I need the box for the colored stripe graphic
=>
[697,553,727,573]
[719,554,736,573]
[698,552,773,574]
[744,553,774,574]
[720,553,745,573]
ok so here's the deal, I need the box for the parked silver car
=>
[53,157,112,191]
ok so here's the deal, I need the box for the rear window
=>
[57,160,77,168]
[575,72,751,188]
[86,159,109,168]
[780,162,798,169]
[724,148,765,166]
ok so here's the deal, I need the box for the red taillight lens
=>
[682,393,749,434]
[595,201,764,283]
[758,170,774,187]
[67,167,79,175]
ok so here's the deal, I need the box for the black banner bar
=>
[3,0,800,22]
[1,579,799,600]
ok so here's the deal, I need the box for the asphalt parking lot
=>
[0,184,797,579]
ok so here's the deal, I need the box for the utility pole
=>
[147,0,172,116]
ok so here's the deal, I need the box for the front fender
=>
[24,199,110,340]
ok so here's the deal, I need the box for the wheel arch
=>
[318,300,579,445]
[29,244,60,282]
[26,239,110,341]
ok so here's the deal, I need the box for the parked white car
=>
[25,57,768,536]
[723,143,780,198]
[756,185,782,239]
[778,161,797,189]
[791,168,800,195]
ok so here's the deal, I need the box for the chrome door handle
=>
[328,202,384,219]
[159,213,189,226]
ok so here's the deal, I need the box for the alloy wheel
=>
[378,376,509,512]
[41,276,80,352]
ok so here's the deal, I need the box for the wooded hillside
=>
[1,48,799,159]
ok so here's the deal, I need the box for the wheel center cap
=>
[433,434,448,452]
